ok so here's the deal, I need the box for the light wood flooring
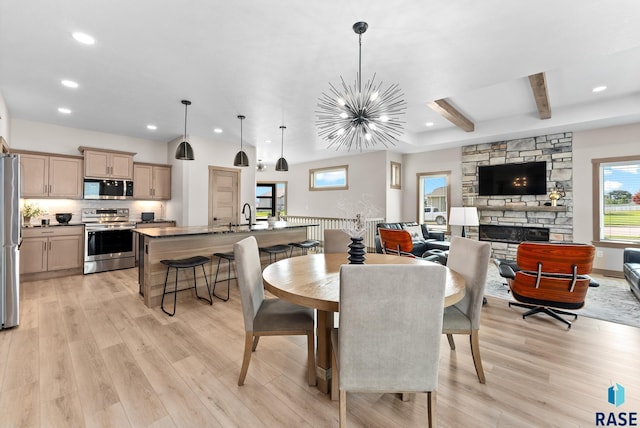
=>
[1,267,639,427]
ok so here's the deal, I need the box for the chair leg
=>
[212,257,230,302]
[446,333,456,350]
[161,266,174,316]
[511,302,575,328]
[331,341,339,401]
[307,330,316,386]
[470,330,486,384]
[339,390,347,428]
[427,390,437,428]
[238,332,254,386]
[194,264,213,305]
[251,335,260,352]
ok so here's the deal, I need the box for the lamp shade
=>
[233,150,249,167]
[448,207,479,226]
[175,141,194,160]
[275,157,288,171]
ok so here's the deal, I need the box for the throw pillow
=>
[403,225,424,241]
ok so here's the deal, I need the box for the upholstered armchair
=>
[500,242,596,328]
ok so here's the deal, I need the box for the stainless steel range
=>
[82,208,136,274]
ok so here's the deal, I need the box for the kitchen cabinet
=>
[133,163,171,200]
[79,146,135,180]
[16,151,83,198]
[20,226,84,274]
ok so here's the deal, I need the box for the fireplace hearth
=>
[479,224,550,244]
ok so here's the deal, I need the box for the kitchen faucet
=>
[242,203,253,226]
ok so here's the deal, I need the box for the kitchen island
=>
[135,222,317,308]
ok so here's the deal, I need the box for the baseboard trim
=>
[592,268,624,278]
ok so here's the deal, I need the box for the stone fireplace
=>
[461,132,573,260]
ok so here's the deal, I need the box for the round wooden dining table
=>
[261,252,466,394]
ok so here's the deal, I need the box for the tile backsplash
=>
[21,199,167,224]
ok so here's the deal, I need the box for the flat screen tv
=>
[478,161,547,196]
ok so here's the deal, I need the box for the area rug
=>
[484,262,640,328]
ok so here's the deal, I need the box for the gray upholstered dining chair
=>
[331,264,446,427]
[323,229,352,253]
[442,236,491,383]
[234,236,316,386]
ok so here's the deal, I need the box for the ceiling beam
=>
[528,72,552,120]
[427,99,475,132]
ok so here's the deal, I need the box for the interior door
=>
[208,167,239,227]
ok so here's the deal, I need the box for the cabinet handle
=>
[49,184,52,193]
[49,241,52,250]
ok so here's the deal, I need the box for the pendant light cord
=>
[240,117,243,151]
[280,125,286,157]
[358,32,362,92]
[183,102,188,141]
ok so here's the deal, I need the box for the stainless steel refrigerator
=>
[1,154,20,329]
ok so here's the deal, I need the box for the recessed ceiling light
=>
[265,140,272,144]
[147,124,157,130]
[61,79,79,88]
[592,86,607,93]
[425,122,435,127]
[213,128,223,133]
[58,107,71,114]
[72,32,95,45]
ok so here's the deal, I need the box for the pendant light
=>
[233,115,249,167]
[275,125,289,171]
[175,100,194,160]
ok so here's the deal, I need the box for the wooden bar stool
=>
[259,244,291,264]
[288,239,320,257]
[160,256,212,316]
[211,251,235,301]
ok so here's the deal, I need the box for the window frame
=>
[416,170,451,233]
[256,181,287,219]
[309,165,349,191]
[390,161,402,189]
[592,155,640,249]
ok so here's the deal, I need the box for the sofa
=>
[375,222,450,257]
[623,248,640,302]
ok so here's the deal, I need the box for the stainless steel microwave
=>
[83,179,134,199]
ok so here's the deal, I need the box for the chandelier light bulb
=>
[315,22,406,151]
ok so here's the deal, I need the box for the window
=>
[309,165,348,191]
[256,182,287,219]
[390,161,401,189]
[593,156,640,244]
[417,171,450,231]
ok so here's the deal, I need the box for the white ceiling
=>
[2,1,640,166]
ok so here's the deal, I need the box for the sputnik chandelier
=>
[316,21,406,151]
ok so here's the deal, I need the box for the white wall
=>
[402,147,463,228]
[573,122,640,271]
[0,91,9,142]
[258,151,387,220]
[166,134,256,227]
[10,119,168,163]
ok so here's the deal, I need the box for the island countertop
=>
[136,222,317,308]
[134,221,317,238]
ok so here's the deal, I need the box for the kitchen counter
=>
[23,223,84,228]
[134,221,313,238]
[136,222,318,308]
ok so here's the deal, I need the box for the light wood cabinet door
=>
[84,150,111,178]
[20,154,49,198]
[110,153,133,179]
[47,235,83,270]
[133,164,153,199]
[133,164,171,200]
[48,156,83,198]
[83,149,133,179]
[19,237,48,274]
[153,166,171,200]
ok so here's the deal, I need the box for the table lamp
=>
[449,207,479,237]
